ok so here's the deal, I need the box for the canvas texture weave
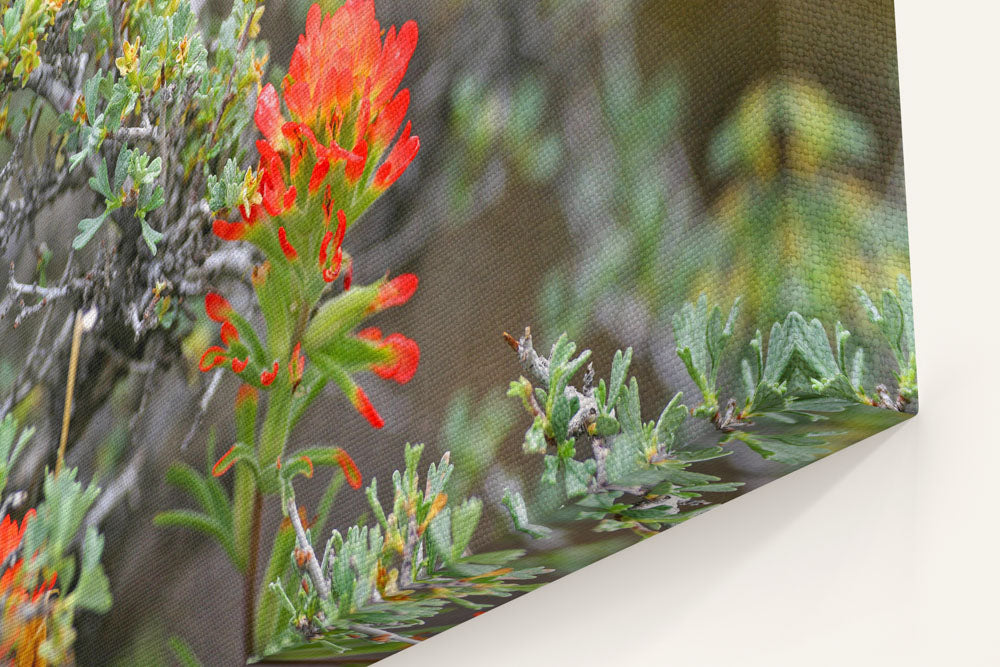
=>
[0,1,914,664]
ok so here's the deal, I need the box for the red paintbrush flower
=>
[247,1,418,226]
[203,2,422,434]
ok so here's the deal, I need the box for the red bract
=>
[257,141,297,215]
[212,218,248,241]
[289,342,306,388]
[254,82,285,147]
[359,329,420,384]
[334,449,363,489]
[205,292,233,322]
[372,121,419,191]
[351,386,384,429]
[368,89,409,151]
[221,321,239,346]
[198,345,228,372]
[374,273,418,311]
[0,511,33,564]
[260,361,279,386]
[277,226,298,260]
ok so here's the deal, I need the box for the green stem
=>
[254,522,295,654]
[243,490,262,662]
[259,385,292,467]
[233,465,255,569]
[239,386,293,657]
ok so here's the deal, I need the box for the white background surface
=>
[384,3,1000,665]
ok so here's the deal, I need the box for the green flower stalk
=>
[158,0,424,659]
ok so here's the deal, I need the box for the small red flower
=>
[205,292,234,322]
[231,356,249,373]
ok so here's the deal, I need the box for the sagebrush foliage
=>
[506,276,916,538]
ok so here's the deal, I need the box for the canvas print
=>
[0,0,915,664]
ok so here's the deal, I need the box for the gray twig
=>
[24,62,77,113]
[287,489,421,646]
[180,369,223,450]
[287,494,332,600]
[507,326,600,438]
[398,510,419,589]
